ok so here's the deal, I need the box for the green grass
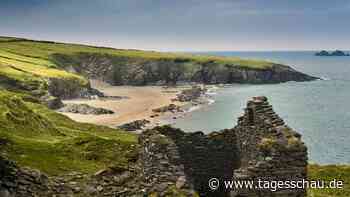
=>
[0,36,275,69]
[308,164,350,197]
[0,90,138,176]
[0,51,87,84]
[0,36,277,97]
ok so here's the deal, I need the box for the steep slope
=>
[0,90,138,176]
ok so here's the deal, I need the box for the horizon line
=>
[1,34,349,53]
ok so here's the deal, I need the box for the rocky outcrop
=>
[223,64,318,84]
[117,119,151,131]
[152,104,182,113]
[315,50,349,56]
[58,103,114,115]
[47,78,103,100]
[40,95,64,109]
[52,53,318,86]
[175,85,206,102]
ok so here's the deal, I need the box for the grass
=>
[0,51,87,84]
[0,36,277,97]
[308,164,350,197]
[0,36,275,69]
[0,90,138,176]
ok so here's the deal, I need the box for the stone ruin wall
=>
[232,96,308,197]
[138,126,239,196]
[138,96,308,197]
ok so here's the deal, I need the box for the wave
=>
[207,99,215,105]
[187,105,202,112]
[205,92,217,96]
[319,76,331,81]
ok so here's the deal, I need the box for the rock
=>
[175,176,186,189]
[57,103,114,115]
[175,86,206,102]
[0,189,11,197]
[97,185,103,192]
[54,53,318,86]
[117,119,150,131]
[152,104,182,113]
[40,95,64,109]
[315,50,349,56]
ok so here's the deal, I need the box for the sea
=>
[173,51,350,164]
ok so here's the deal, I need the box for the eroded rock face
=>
[117,119,151,131]
[48,78,104,100]
[52,53,318,85]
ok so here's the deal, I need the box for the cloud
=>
[1,0,350,50]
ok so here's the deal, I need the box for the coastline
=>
[58,80,217,130]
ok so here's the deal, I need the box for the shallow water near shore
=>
[173,51,350,165]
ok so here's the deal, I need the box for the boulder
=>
[58,103,114,115]
[117,119,151,131]
[175,86,206,102]
[152,104,182,113]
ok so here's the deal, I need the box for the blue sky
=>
[1,0,350,51]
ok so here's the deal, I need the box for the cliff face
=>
[52,53,318,86]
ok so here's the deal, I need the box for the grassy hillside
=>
[0,36,284,98]
[0,36,274,69]
[308,164,350,197]
[0,90,138,176]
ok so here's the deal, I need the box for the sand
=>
[59,80,186,127]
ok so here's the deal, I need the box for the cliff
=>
[52,52,317,85]
[0,37,318,109]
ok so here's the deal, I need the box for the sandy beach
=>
[59,80,187,128]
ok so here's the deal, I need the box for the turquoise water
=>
[173,51,350,164]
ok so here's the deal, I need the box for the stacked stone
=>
[138,126,239,197]
[0,156,52,197]
[238,96,285,127]
[138,128,197,196]
[233,96,307,197]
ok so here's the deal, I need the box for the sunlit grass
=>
[0,37,275,69]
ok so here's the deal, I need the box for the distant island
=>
[315,50,349,56]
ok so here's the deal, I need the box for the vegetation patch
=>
[308,164,350,197]
[0,90,138,176]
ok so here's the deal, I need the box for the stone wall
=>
[138,126,239,196]
[232,96,307,197]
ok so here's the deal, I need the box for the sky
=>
[1,0,350,51]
